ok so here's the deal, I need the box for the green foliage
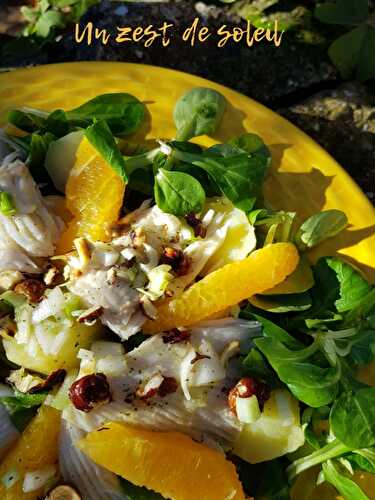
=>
[295,210,348,250]
[21,0,99,38]
[173,87,226,142]
[154,168,206,216]
[0,392,47,432]
[322,460,370,500]
[0,192,17,217]
[66,93,145,137]
[330,388,375,449]
[315,0,375,81]
[85,120,128,182]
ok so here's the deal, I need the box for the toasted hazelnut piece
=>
[190,351,211,365]
[46,484,81,500]
[110,222,130,239]
[185,213,207,238]
[136,373,164,399]
[158,376,178,397]
[136,373,178,400]
[77,306,104,325]
[43,266,60,286]
[69,373,112,412]
[162,328,190,344]
[159,247,191,276]
[14,279,46,303]
[228,377,270,415]
[28,369,66,394]
[130,227,146,248]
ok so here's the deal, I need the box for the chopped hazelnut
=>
[77,306,104,324]
[159,247,191,276]
[162,328,190,344]
[158,376,178,397]
[185,213,207,238]
[69,373,112,412]
[14,279,46,303]
[43,266,60,286]
[29,368,66,394]
[228,377,270,415]
[136,374,178,400]
[191,352,211,365]
[46,484,81,500]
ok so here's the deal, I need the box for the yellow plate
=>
[0,62,374,498]
[0,62,373,282]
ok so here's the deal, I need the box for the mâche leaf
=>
[154,168,205,216]
[229,132,271,160]
[327,258,371,313]
[347,448,375,474]
[85,120,128,182]
[249,292,312,313]
[66,93,145,136]
[189,151,269,212]
[27,132,55,184]
[0,392,47,432]
[314,0,368,26]
[173,87,226,141]
[295,210,348,250]
[322,460,369,500]
[276,362,340,407]
[247,313,303,349]
[7,108,48,133]
[330,388,375,449]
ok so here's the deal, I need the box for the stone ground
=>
[0,0,374,202]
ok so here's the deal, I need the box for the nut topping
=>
[28,369,66,394]
[14,278,46,303]
[162,328,190,344]
[77,306,104,324]
[191,352,211,365]
[46,484,81,500]
[185,213,207,238]
[159,247,191,276]
[69,373,112,412]
[136,374,178,400]
[228,377,270,415]
[158,376,178,397]
[43,266,60,286]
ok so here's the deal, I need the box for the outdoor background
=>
[1,0,375,203]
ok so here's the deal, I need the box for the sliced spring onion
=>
[22,465,56,493]
[0,191,16,217]
[236,395,261,424]
[1,468,19,489]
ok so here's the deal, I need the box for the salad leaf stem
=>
[287,439,350,480]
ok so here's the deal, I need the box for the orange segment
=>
[144,243,299,333]
[56,137,125,254]
[0,405,60,500]
[78,422,245,500]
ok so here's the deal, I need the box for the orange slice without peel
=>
[144,242,299,333]
[78,422,245,500]
[0,405,60,500]
[56,137,125,254]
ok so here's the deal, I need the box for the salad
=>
[0,86,374,500]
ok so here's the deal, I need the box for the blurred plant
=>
[315,0,375,81]
[220,0,375,81]
[20,0,100,38]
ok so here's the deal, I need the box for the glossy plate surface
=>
[0,62,374,499]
